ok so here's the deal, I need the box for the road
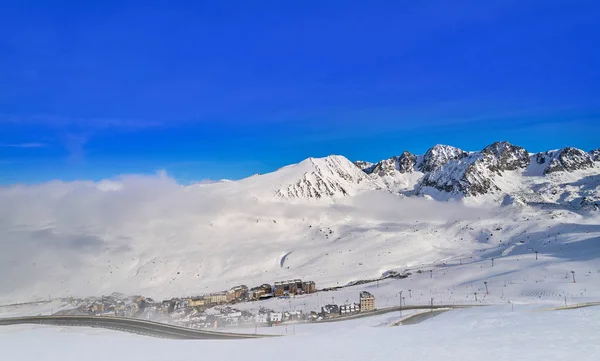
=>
[541,301,600,311]
[0,315,276,340]
[0,304,485,338]
[391,309,450,326]
[315,304,479,324]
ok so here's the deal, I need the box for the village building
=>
[269,312,283,323]
[188,297,205,308]
[226,285,248,302]
[255,313,269,324]
[321,304,340,317]
[302,281,317,294]
[340,303,360,314]
[249,284,273,300]
[206,292,227,305]
[274,279,316,296]
[91,302,105,314]
[359,291,375,311]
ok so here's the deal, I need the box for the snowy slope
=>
[0,144,598,306]
[2,305,600,361]
[362,142,600,208]
[199,155,383,202]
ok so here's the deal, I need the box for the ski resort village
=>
[1,142,600,359]
[47,281,379,329]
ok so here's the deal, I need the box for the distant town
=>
[53,278,379,329]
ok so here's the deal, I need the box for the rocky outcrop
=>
[538,147,595,174]
[370,151,417,177]
[354,160,375,174]
[419,142,530,196]
[353,142,599,199]
[481,141,530,174]
[396,151,417,173]
[418,145,468,173]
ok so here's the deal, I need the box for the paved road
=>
[393,309,450,326]
[0,315,276,339]
[542,301,600,311]
[315,304,479,324]
[0,304,485,338]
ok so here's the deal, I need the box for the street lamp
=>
[399,291,403,317]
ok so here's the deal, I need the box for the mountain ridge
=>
[1,141,599,304]
[242,141,599,206]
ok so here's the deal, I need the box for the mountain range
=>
[0,140,599,304]
[353,142,599,201]
[242,141,600,212]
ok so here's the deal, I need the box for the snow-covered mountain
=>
[0,141,599,305]
[536,147,595,174]
[358,141,600,208]
[271,155,382,200]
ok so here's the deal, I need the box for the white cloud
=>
[0,172,503,303]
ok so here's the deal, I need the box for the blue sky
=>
[1,0,599,184]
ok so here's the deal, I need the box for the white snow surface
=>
[0,152,598,306]
[1,149,600,360]
[1,305,599,361]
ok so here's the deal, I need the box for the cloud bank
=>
[0,173,495,303]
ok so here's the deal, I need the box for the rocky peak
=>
[481,141,530,173]
[419,142,529,196]
[396,151,417,173]
[590,149,600,162]
[370,151,417,177]
[274,155,381,200]
[354,160,375,174]
[418,145,468,173]
[538,147,595,174]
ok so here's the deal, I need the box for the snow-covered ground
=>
[0,148,599,360]
[0,301,72,318]
[1,305,599,361]
[0,153,598,308]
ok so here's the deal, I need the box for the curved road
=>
[0,315,276,340]
[315,304,479,324]
[393,309,450,326]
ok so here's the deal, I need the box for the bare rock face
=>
[481,141,530,174]
[418,145,468,173]
[370,151,417,177]
[396,151,417,173]
[419,142,530,196]
[275,155,382,200]
[354,160,375,174]
[354,142,599,199]
[538,147,595,174]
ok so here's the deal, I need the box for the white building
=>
[340,303,360,314]
[255,313,269,324]
[269,312,283,323]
